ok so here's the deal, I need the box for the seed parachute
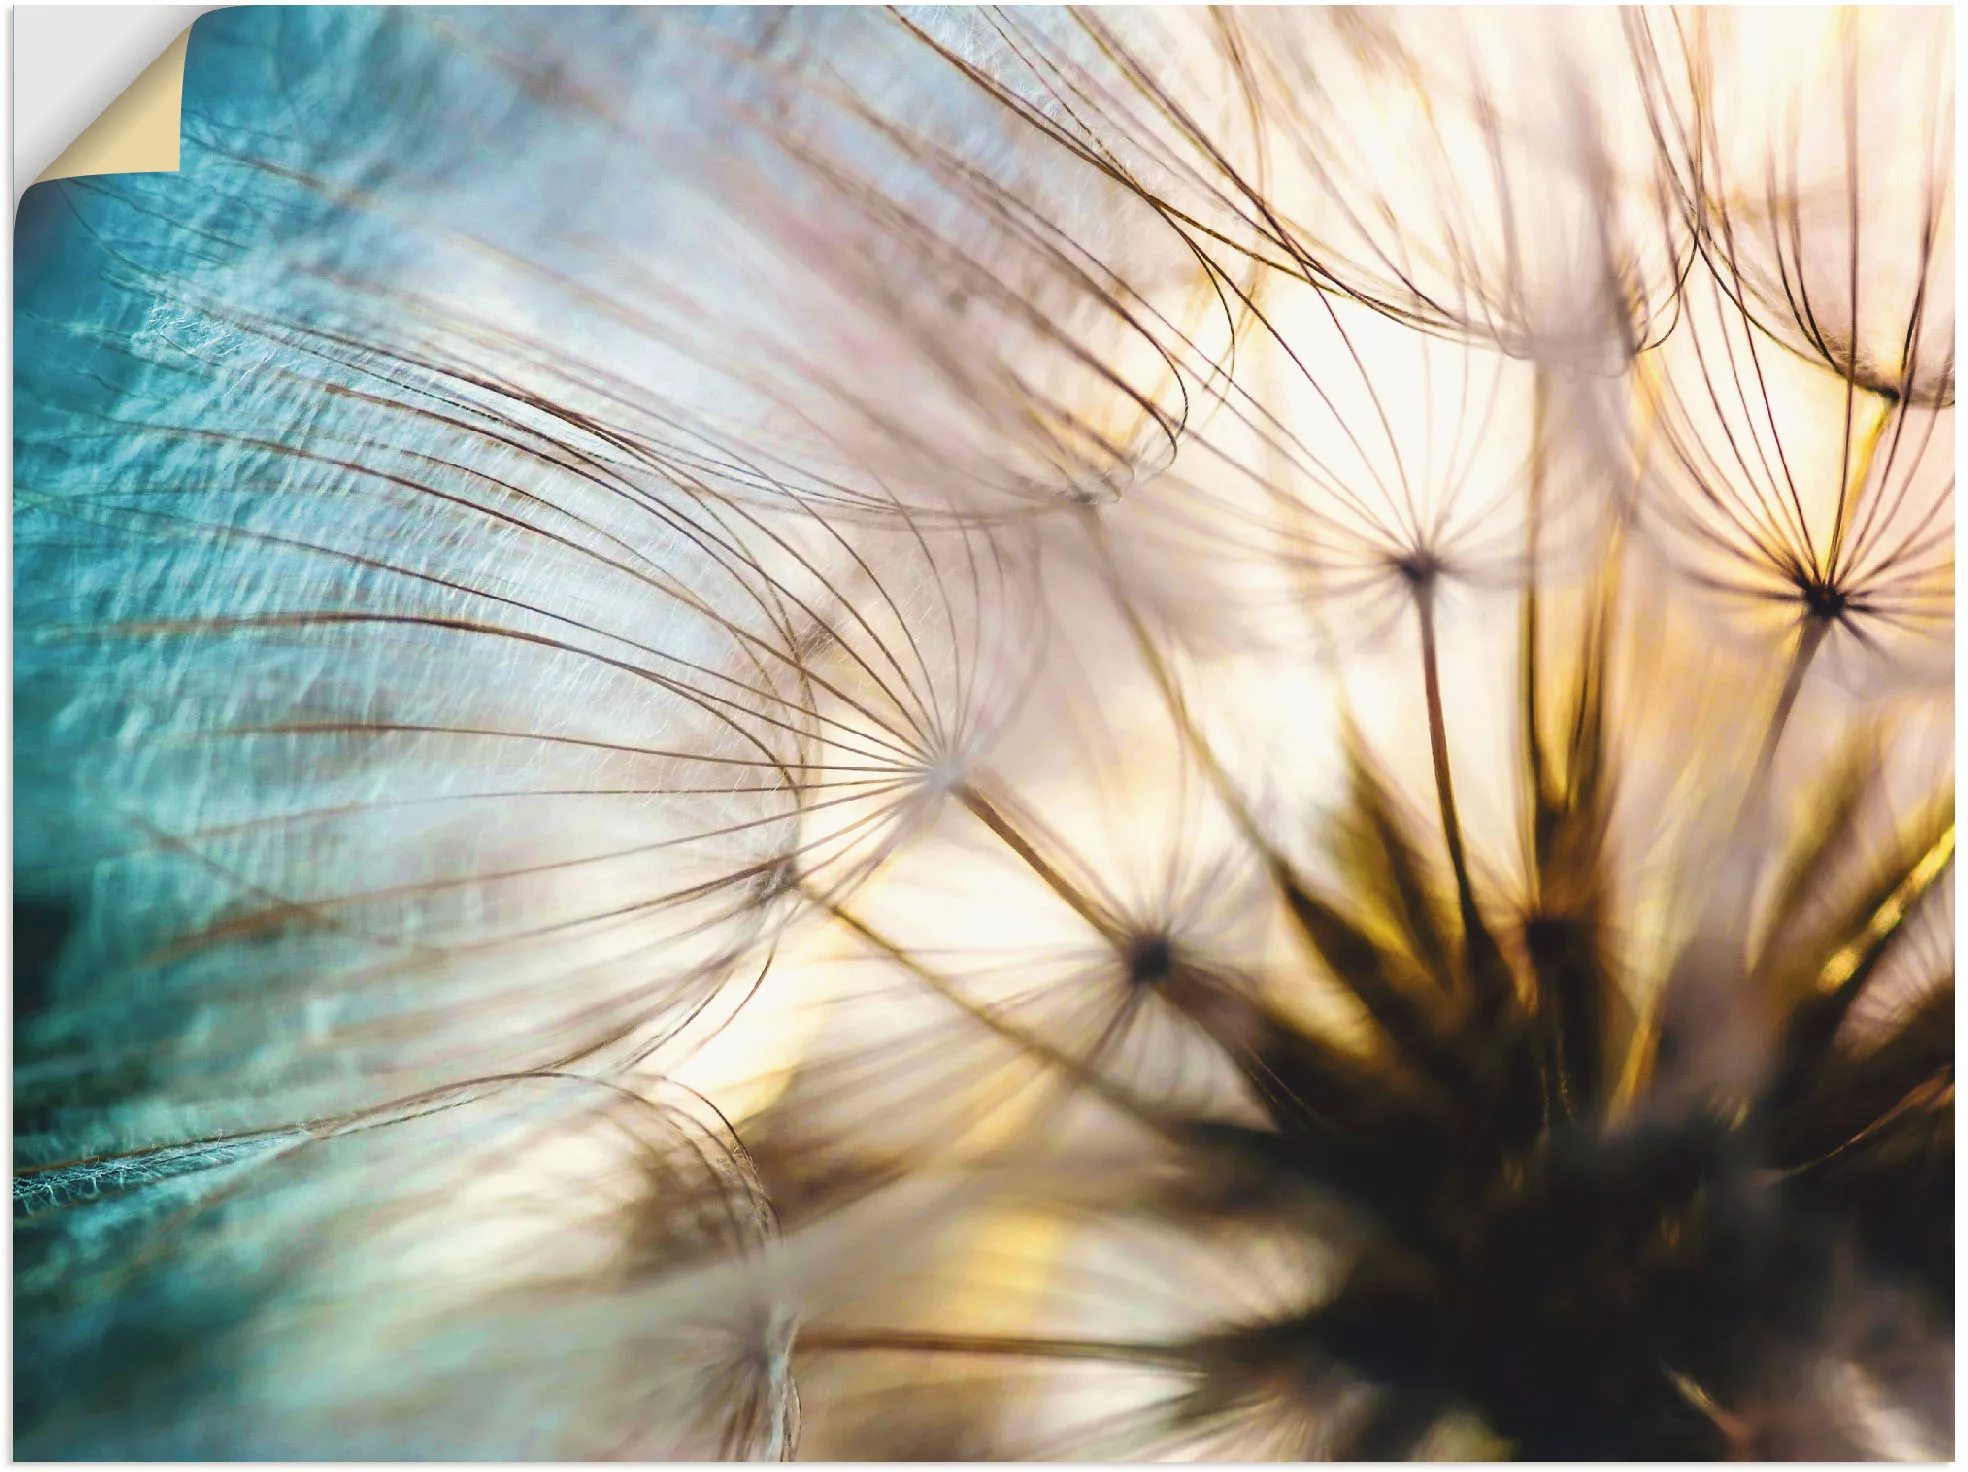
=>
[13,7,1954,1460]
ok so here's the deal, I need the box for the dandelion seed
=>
[13,6,1954,1461]
[1634,6,1955,407]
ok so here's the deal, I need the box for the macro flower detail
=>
[13,6,1954,1461]
[1633,255,1953,705]
[1632,7,1955,408]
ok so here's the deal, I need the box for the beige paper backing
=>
[34,25,194,186]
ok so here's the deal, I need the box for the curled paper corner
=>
[34,25,194,187]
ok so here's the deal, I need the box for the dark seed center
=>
[1125,933,1175,986]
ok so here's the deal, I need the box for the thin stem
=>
[1744,613,1830,815]
[812,886,1174,1135]
[955,781,1116,939]
[1522,366,1550,870]
[1077,510,1291,872]
[795,1328,1192,1370]
[1414,581,1483,950]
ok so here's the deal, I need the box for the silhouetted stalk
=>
[812,884,1175,1133]
[1744,613,1832,817]
[796,1328,1191,1369]
[1413,579,1484,952]
[1077,508,1283,868]
[1522,365,1551,866]
[955,782,1113,938]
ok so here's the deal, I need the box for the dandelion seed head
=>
[14,5,1955,1461]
